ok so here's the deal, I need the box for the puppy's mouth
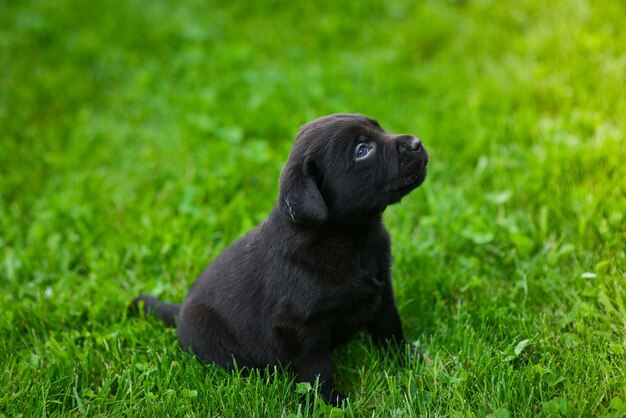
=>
[391,165,427,193]
[384,152,428,203]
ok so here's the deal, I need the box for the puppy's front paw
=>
[303,390,347,412]
[397,342,421,367]
[408,342,420,359]
[328,391,348,407]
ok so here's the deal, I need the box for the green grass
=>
[1,0,625,416]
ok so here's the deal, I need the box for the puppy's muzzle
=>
[386,134,428,199]
[396,135,428,170]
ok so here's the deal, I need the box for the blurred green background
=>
[1,0,625,416]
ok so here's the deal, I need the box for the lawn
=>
[1,0,625,416]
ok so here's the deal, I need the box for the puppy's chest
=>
[316,259,384,315]
[298,234,388,315]
[333,295,382,333]
[307,236,381,275]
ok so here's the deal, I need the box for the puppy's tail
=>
[129,295,181,328]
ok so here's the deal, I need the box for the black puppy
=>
[131,113,428,405]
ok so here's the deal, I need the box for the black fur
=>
[130,113,428,405]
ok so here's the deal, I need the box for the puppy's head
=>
[279,113,428,225]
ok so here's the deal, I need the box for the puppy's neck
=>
[270,207,383,242]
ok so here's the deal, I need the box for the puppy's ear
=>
[279,157,328,224]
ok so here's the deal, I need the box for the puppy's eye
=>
[355,143,371,160]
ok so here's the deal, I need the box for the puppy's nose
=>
[397,135,422,152]
[408,137,422,151]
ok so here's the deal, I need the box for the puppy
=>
[131,113,428,405]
